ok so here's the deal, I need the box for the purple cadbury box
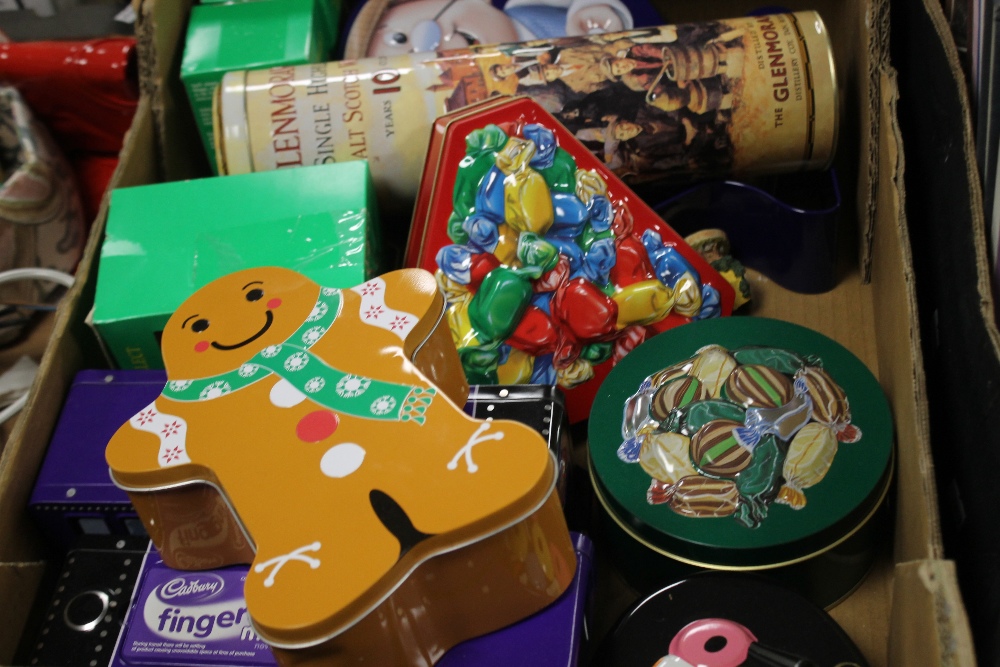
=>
[29,369,168,549]
[110,545,276,667]
[111,533,593,666]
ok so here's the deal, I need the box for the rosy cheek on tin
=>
[194,340,210,353]
[268,298,282,309]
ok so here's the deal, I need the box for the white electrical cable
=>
[0,267,75,290]
[0,269,75,425]
[0,390,28,427]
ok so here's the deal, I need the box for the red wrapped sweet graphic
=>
[724,364,794,409]
[409,97,735,422]
[690,419,752,477]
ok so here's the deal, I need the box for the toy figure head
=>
[161,267,319,380]
[353,0,520,58]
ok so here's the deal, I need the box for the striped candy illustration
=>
[795,366,851,427]
[650,377,710,421]
[724,364,794,409]
[668,475,740,517]
[691,419,752,477]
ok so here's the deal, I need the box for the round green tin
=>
[588,317,893,606]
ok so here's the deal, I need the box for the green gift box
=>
[181,0,339,172]
[92,161,381,370]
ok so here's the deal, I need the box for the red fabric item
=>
[71,153,119,222]
[0,37,138,154]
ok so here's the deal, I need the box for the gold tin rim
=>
[589,445,894,572]
[803,10,840,170]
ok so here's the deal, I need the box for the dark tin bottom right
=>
[592,571,868,667]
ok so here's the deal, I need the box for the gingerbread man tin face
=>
[407,96,736,423]
[106,266,576,664]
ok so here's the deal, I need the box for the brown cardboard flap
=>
[889,560,975,666]
[872,64,941,564]
[0,97,157,565]
[136,0,209,181]
[0,562,45,663]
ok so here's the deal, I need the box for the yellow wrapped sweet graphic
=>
[613,280,675,327]
[574,168,607,204]
[499,137,554,235]
[671,272,704,317]
[498,346,535,384]
[776,422,839,509]
[435,269,470,305]
[557,357,594,388]
[639,432,699,485]
[689,344,737,397]
[493,223,521,265]
[446,296,482,349]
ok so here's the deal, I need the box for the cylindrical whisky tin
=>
[587,317,893,608]
[215,11,837,213]
[592,572,869,666]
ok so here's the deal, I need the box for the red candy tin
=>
[407,96,735,422]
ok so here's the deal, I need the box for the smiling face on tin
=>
[162,267,319,379]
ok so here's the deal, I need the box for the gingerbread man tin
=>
[587,317,893,608]
[407,96,736,423]
[105,266,576,666]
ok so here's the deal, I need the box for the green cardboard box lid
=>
[182,0,336,73]
[181,0,339,171]
[94,161,380,369]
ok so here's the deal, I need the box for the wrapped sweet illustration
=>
[419,108,735,421]
[618,342,863,527]
[106,266,575,663]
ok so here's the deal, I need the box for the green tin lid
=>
[588,317,893,569]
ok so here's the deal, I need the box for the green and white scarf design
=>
[161,287,435,424]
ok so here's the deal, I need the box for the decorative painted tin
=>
[214,12,838,242]
[429,532,593,666]
[588,317,893,607]
[105,266,575,665]
[592,572,869,666]
[341,0,663,59]
[29,369,167,549]
[465,384,574,505]
[407,96,735,422]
